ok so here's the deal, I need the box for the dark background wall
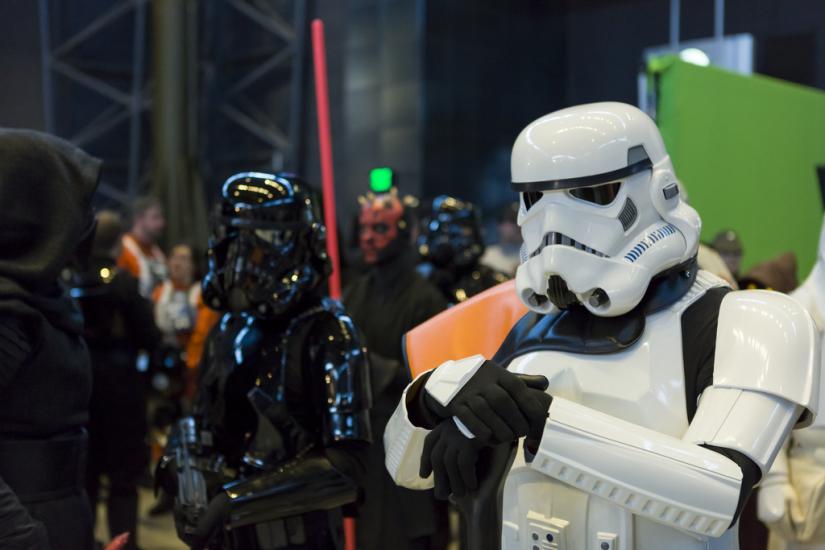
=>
[421,1,567,217]
[3,0,825,243]
[302,0,426,245]
[0,0,45,130]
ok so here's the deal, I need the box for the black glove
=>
[424,362,552,446]
[419,419,485,499]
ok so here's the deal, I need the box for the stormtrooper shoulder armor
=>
[712,289,819,426]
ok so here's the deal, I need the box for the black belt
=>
[0,431,87,503]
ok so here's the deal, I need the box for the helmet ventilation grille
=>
[618,198,638,231]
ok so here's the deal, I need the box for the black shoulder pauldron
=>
[493,258,698,365]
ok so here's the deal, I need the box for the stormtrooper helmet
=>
[512,102,701,316]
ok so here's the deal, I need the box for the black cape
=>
[343,248,449,550]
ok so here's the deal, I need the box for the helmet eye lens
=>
[253,228,294,245]
[569,181,622,206]
[522,191,543,211]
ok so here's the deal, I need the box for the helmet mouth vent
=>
[531,232,607,259]
[547,275,579,309]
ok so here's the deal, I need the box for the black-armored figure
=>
[157,172,372,550]
[418,195,509,304]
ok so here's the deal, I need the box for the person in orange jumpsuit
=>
[117,196,167,298]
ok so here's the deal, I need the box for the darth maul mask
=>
[358,190,408,265]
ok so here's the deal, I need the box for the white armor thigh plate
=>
[502,285,729,550]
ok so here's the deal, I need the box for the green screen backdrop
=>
[651,57,825,276]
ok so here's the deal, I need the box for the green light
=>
[370,167,394,193]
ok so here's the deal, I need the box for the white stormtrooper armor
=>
[384,103,820,550]
[758,215,825,550]
[789,218,825,330]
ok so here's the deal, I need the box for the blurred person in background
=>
[417,195,509,304]
[153,244,200,350]
[70,210,160,550]
[154,242,221,399]
[738,251,798,293]
[0,128,100,549]
[344,187,448,550]
[152,244,203,408]
[697,243,739,289]
[118,196,167,298]
[711,228,744,281]
[480,201,521,276]
[147,243,219,518]
[182,294,220,391]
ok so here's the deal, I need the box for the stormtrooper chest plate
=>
[498,278,737,550]
[507,304,689,438]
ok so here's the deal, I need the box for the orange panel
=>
[404,280,529,378]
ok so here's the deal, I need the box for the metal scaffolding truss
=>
[38,0,307,205]
[199,0,308,190]
[38,0,150,207]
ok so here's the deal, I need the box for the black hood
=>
[0,128,101,333]
[0,128,101,288]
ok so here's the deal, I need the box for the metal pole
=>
[153,0,184,245]
[714,0,725,40]
[287,0,307,172]
[38,0,55,133]
[669,0,680,51]
[128,0,147,200]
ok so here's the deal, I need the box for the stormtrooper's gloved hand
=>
[757,479,797,524]
[422,355,552,446]
[419,419,484,499]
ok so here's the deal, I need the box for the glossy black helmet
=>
[417,195,484,270]
[202,172,329,317]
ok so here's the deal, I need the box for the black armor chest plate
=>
[198,312,313,468]
[196,298,372,473]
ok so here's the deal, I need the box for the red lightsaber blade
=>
[312,18,356,550]
[312,18,342,301]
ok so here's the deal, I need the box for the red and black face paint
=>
[358,192,405,264]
